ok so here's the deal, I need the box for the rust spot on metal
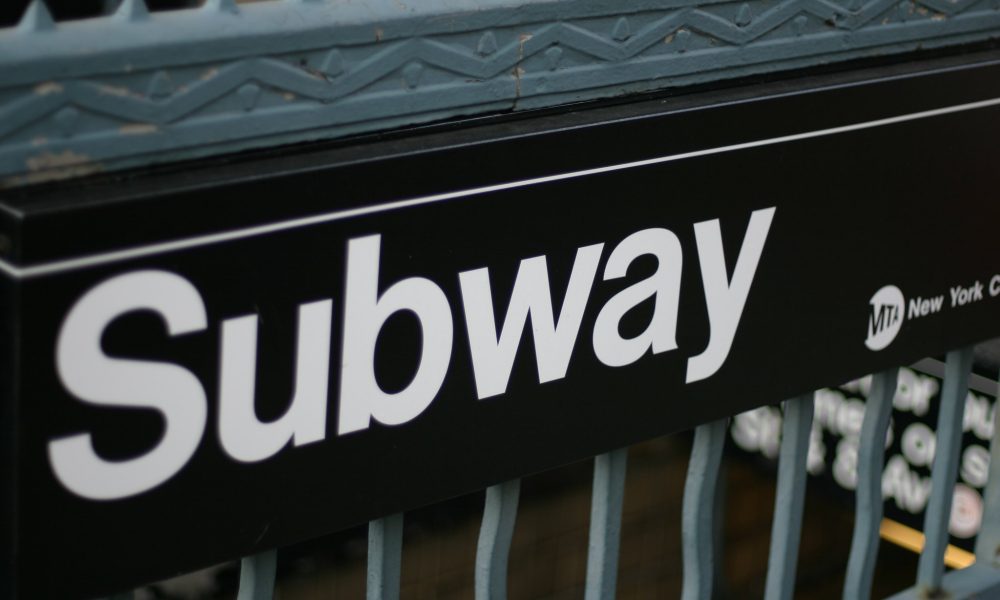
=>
[200,67,220,81]
[119,123,158,135]
[4,150,104,187]
[299,64,329,81]
[513,34,532,100]
[33,81,63,96]
[513,67,525,99]
[98,84,136,98]
[26,150,91,171]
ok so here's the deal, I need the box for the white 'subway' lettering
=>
[49,207,776,500]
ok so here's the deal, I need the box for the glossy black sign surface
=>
[4,50,1000,599]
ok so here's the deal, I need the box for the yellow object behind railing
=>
[880,519,975,570]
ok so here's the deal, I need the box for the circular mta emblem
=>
[865,285,905,351]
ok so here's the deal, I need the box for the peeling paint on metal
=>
[119,123,158,135]
[33,81,63,95]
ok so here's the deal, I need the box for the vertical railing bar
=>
[917,346,975,591]
[584,448,628,600]
[102,0,122,16]
[843,367,899,600]
[237,549,277,600]
[711,453,728,597]
[367,513,404,600]
[681,418,728,600]
[763,393,815,600]
[475,478,521,600]
[973,361,1000,567]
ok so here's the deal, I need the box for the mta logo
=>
[869,303,899,336]
[866,285,905,351]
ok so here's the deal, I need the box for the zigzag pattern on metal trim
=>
[1,0,999,185]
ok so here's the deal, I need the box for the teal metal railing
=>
[843,369,900,600]
[97,344,1000,599]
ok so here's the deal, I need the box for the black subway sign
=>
[5,57,1000,598]
[49,209,773,501]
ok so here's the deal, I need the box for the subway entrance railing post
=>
[4,1,1000,599]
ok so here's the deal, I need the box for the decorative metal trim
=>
[1,0,998,185]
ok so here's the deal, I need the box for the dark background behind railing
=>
[136,434,921,599]
[1,0,201,26]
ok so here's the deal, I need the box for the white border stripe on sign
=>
[3,95,1000,280]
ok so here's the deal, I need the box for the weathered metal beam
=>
[3,0,1000,184]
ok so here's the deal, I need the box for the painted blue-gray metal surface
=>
[763,393,814,600]
[367,513,404,600]
[842,367,899,600]
[975,365,1000,569]
[888,356,1000,600]
[916,346,975,592]
[886,564,1000,600]
[475,478,521,600]
[584,448,629,600]
[681,418,728,600]
[237,550,277,600]
[3,0,1000,185]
